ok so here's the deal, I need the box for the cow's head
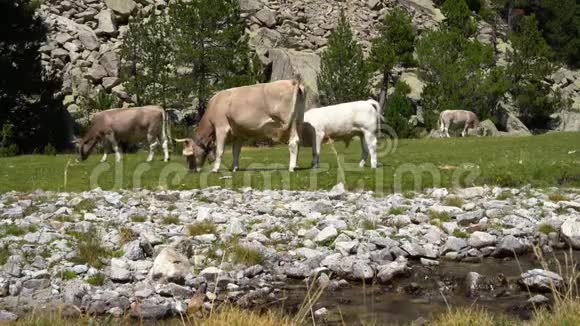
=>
[175,138,215,172]
[74,136,98,161]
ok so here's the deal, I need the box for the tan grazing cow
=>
[438,110,480,137]
[77,106,169,162]
[176,79,306,172]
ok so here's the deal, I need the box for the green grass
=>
[429,210,451,222]
[187,220,217,236]
[361,219,377,230]
[60,270,77,280]
[54,215,75,223]
[496,190,514,200]
[130,215,147,223]
[2,224,36,237]
[444,196,464,208]
[548,192,569,202]
[230,244,264,266]
[538,224,557,234]
[75,199,96,212]
[110,250,124,258]
[68,228,109,268]
[388,207,406,215]
[86,273,106,286]
[119,227,137,244]
[161,216,179,225]
[0,133,579,193]
[0,244,9,265]
[452,230,469,238]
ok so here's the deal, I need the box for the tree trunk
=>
[378,68,390,117]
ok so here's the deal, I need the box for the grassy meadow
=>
[0,132,579,193]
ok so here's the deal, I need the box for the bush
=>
[87,273,106,286]
[43,143,57,156]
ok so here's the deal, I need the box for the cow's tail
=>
[161,107,172,146]
[367,99,383,137]
[289,74,306,140]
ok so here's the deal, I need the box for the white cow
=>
[302,100,381,169]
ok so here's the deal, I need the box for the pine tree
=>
[442,0,477,36]
[121,0,262,119]
[169,0,262,118]
[369,8,416,111]
[384,81,413,138]
[121,12,175,107]
[507,15,568,127]
[318,12,370,106]
[417,29,506,128]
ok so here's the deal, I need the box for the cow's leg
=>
[444,122,451,138]
[364,131,378,169]
[100,141,110,162]
[288,124,300,172]
[461,123,469,137]
[147,133,158,162]
[232,141,242,172]
[311,132,324,169]
[359,135,369,168]
[105,134,122,162]
[161,136,169,162]
[212,131,227,173]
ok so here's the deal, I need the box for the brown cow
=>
[176,79,306,172]
[76,106,169,162]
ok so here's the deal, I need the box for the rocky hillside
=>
[36,0,580,131]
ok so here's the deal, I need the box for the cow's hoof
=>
[211,169,219,173]
[232,167,238,172]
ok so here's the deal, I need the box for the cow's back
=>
[305,101,377,137]
[207,80,302,140]
[96,106,163,141]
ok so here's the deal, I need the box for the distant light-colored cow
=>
[302,100,382,169]
[438,110,480,137]
[77,106,169,162]
[176,79,306,172]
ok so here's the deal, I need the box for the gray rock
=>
[468,231,496,248]
[129,301,170,319]
[561,219,580,249]
[2,207,23,219]
[314,226,338,244]
[457,187,485,199]
[63,279,90,306]
[456,210,484,226]
[254,8,277,28]
[4,255,23,277]
[86,65,107,81]
[0,311,18,322]
[492,235,529,257]
[149,247,191,284]
[328,183,346,199]
[465,271,481,298]
[105,0,137,18]
[269,48,321,108]
[95,10,117,35]
[124,240,146,260]
[335,241,358,256]
[240,0,263,13]
[110,258,132,282]
[520,269,563,292]
[102,77,121,90]
[351,260,374,280]
[478,119,500,136]
[78,30,100,51]
[100,52,120,77]
[377,256,408,283]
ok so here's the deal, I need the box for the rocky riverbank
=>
[0,185,579,322]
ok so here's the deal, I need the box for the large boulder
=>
[105,0,137,19]
[149,247,191,284]
[269,48,321,108]
[254,8,277,28]
[550,111,580,132]
[561,219,580,249]
[398,0,445,29]
[478,119,499,136]
[95,10,117,36]
[495,99,531,136]
[520,269,563,292]
[78,30,100,51]
[100,51,120,77]
[240,0,263,13]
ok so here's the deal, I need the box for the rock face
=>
[496,99,531,136]
[269,48,321,108]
